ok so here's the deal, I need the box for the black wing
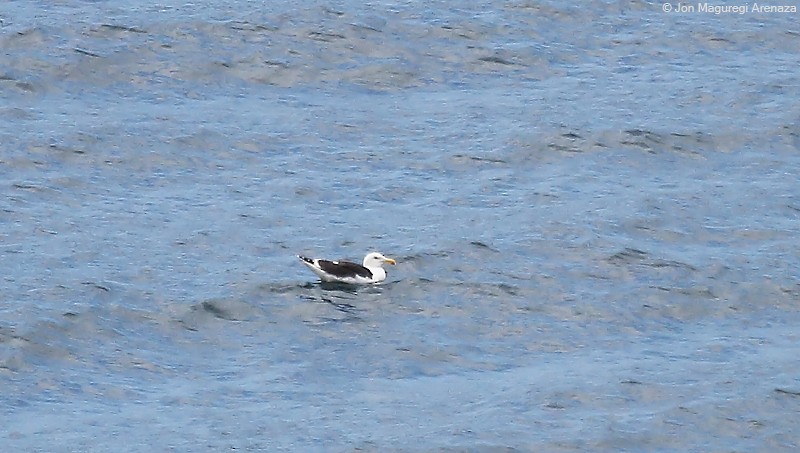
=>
[317,260,373,279]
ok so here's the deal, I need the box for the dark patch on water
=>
[775,388,800,397]
[469,240,497,251]
[607,247,649,264]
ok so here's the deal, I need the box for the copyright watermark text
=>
[662,2,797,14]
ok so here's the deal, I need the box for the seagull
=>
[298,252,397,284]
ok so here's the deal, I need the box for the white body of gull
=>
[298,252,397,284]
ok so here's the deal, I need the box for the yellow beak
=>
[384,258,397,265]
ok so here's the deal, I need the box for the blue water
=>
[2,1,799,451]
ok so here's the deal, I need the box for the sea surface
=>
[2,1,799,451]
